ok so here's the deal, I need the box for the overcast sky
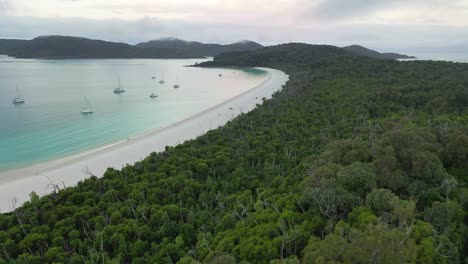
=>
[1,0,467,54]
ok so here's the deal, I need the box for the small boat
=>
[159,73,166,84]
[80,97,94,114]
[219,73,222,77]
[150,86,158,98]
[152,76,156,80]
[173,75,180,88]
[12,87,25,104]
[114,75,125,94]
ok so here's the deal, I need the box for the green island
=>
[1,43,467,263]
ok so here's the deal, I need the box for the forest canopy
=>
[0,43,467,263]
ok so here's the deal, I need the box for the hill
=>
[136,37,263,57]
[198,43,358,71]
[0,43,467,263]
[343,44,416,59]
[0,39,29,55]
[0,36,263,59]
[0,35,199,59]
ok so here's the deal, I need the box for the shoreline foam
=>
[0,67,289,212]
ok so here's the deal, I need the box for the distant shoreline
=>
[0,67,289,212]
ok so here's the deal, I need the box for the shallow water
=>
[0,56,267,170]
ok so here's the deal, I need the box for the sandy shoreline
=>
[0,67,288,212]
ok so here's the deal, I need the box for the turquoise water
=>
[0,56,267,170]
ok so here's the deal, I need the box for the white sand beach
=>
[0,68,288,212]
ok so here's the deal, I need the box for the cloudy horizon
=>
[1,0,468,55]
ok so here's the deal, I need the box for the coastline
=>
[0,67,289,212]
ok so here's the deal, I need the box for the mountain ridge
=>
[0,35,264,59]
[0,35,414,60]
[136,37,263,57]
[343,44,416,59]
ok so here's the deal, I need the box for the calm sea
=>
[0,56,267,170]
[402,52,468,63]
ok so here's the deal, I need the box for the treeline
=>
[0,44,467,263]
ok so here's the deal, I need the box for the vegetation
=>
[136,38,263,57]
[0,36,263,59]
[0,43,467,263]
[343,45,416,60]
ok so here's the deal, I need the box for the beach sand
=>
[0,68,288,212]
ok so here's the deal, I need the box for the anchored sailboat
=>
[159,72,166,84]
[150,86,158,98]
[173,75,180,89]
[80,97,94,114]
[12,87,25,104]
[114,75,125,94]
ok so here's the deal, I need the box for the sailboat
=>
[173,75,180,89]
[12,87,25,104]
[80,97,94,114]
[159,72,166,84]
[150,86,158,98]
[114,75,125,94]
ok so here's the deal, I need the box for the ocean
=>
[0,56,267,170]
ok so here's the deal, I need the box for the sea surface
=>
[0,56,267,171]
[400,52,468,63]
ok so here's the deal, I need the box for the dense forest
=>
[342,45,416,60]
[0,44,467,263]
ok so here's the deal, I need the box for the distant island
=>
[0,35,263,59]
[0,35,415,60]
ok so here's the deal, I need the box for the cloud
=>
[309,0,398,20]
[0,0,14,14]
[305,0,468,26]
[0,0,467,57]
[1,14,468,52]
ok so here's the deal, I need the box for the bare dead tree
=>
[82,166,96,177]
[10,198,28,236]
[279,220,300,259]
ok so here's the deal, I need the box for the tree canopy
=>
[0,43,467,263]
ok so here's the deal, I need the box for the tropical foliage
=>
[0,44,467,263]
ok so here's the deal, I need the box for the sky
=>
[1,0,468,54]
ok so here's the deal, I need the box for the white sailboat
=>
[150,86,158,98]
[159,72,166,84]
[173,75,180,89]
[114,75,125,94]
[12,87,25,104]
[80,97,94,114]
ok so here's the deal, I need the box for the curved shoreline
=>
[0,67,289,212]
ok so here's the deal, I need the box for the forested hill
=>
[0,36,199,59]
[0,36,263,59]
[1,44,467,263]
[198,43,358,71]
[343,45,416,60]
[136,38,264,57]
